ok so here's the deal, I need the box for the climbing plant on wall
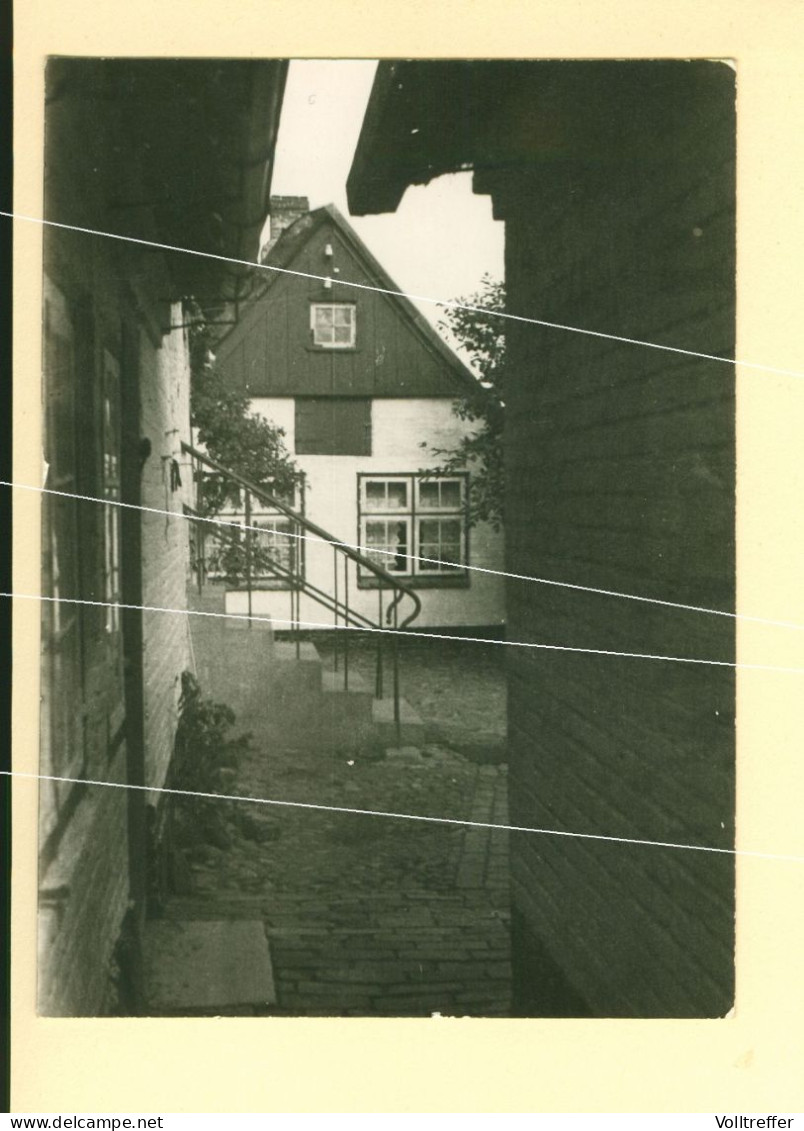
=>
[188,303,302,500]
[187,301,304,583]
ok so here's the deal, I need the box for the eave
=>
[347,59,736,218]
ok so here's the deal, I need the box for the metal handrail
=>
[181,440,422,630]
[184,501,384,632]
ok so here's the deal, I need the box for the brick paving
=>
[158,635,511,1016]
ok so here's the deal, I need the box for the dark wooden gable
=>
[215,207,477,399]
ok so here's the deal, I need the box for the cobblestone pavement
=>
[165,636,511,1016]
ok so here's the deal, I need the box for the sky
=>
[267,59,505,348]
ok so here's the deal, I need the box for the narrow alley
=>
[145,633,512,1017]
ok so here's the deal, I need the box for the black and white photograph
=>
[35,55,737,1023]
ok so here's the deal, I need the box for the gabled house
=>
[209,199,505,632]
[38,58,287,1015]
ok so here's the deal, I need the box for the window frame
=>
[361,514,413,577]
[357,472,470,588]
[294,397,372,457]
[199,476,306,591]
[415,515,466,577]
[101,348,123,637]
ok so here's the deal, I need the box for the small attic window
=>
[310,303,356,348]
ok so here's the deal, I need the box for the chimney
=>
[260,196,310,260]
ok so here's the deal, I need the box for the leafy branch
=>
[427,275,506,531]
[187,301,304,585]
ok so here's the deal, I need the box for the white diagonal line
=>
[8,477,791,632]
[3,769,778,861]
[1,590,782,672]
[2,207,797,378]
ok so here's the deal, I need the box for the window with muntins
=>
[310,302,356,348]
[358,473,468,584]
[200,476,304,589]
[295,397,372,456]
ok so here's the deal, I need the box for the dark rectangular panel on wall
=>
[295,397,372,455]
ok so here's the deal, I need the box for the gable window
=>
[358,473,469,586]
[310,302,356,348]
[295,397,372,456]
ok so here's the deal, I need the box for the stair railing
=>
[182,441,421,740]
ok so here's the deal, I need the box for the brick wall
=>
[140,312,194,793]
[260,196,310,259]
[501,64,735,1016]
[39,78,134,1014]
[39,67,194,1013]
[37,749,130,1015]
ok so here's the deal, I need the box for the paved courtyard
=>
[157,634,511,1016]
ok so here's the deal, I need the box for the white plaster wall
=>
[225,397,506,630]
[140,307,194,790]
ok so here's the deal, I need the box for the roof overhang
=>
[347,59,734,218]
[46,58,288,317]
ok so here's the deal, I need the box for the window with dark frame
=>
[200,476,304,590]
[357,472,468,584]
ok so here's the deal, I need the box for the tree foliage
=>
[187,303,304,584]
[188,305,302,502]
[429,275,505,530]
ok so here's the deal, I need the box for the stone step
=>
[268,641,323,681]
[191,612,275,638]
[192,633,323,714]
[143,918,276,1015]
[190,609,425,751]
[321,664,371,697]
[220,615,275,633]
[189,584,275,633]
[226,648,376,751]
[372,695,425,745]
[187,583,227,616]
